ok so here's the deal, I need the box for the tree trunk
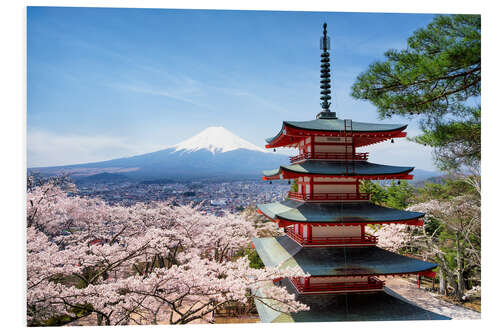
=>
[439,267,447,295]
[436,252,458,297]
[97,313,103,326]
[456,231,465,299]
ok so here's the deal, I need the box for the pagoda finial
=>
[317,22,336,119]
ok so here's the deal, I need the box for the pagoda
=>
[252,23,446,322]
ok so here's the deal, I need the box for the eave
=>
[252,236,438,277]
[262,170,414,181]
[265,123,407,149]
[256,201,425,226]
[261,160,415,180]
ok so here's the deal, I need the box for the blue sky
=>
[27,7,438,170]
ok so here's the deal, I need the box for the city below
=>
[76,179,291,215]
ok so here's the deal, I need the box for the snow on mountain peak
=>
[170,126,268,154]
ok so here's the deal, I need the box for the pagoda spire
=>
[317,23,337,119]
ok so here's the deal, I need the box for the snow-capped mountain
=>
[31,127,289,181]
[170,126,268,154]
[29,126,441,182]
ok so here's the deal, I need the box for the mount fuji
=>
[170,126,268,154]
[31,127,289,181]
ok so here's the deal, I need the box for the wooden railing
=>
[290,152,368,163]
[291,276,385,293]
[285,227,377,246]
[288,192,370,201]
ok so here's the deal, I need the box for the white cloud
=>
[27,129,164,168]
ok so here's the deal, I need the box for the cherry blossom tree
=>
[27,175,308,326]
[370,223,418,252]
[408,196,480,299]
[371,195,480,299]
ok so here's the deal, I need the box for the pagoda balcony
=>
[290,152,368,163]
[285,227,378,247]
[291,276,385,294]
[288,191,370,201]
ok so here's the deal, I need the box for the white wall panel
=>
[309,276,368,284]
[314,177,356,182]
[311,225,361,237]
[314,145,352,153]
[314,137,352,143]
[313,184,356,193]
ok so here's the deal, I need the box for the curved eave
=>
[262,168,414,181]
[252,236,437,277]
[265,122,407,149]
[257,200,424,225]
[262,161,415,180]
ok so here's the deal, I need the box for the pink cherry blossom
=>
[26,176,308,325]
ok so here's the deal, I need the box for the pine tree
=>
[352,14,480,171]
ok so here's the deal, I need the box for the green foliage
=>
[385,180,414,209]
[32,304,93,327]
[424,216,442,236]
[360,180,414,209]
[359,180,387,205]
[233,246,265,269]
[417,182,450,201]
[290,179,298,193]
[413,107,480,171]
[40,315,72,327]
[415,177,477,202]
[245,248,265,269]
[361,178,478,210]
[351,14,481,171]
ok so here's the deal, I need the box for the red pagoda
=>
[252,23,445,323]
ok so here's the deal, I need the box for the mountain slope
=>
[30,127,289,180]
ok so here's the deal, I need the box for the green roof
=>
[254,279,450,323]
[266,118,407,143]
[252,236,437,276]
[262,160,414,177]
[257,200,424,223]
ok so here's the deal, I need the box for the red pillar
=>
[310,176,314,199]
[311,137,315,158]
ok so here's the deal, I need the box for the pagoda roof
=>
[267,119,407,143]
[254,279,450,322]
[252,236,437,276]
[257,200,424,224]
[265,118,407,148]
[262,160,414,180]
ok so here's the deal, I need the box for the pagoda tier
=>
[254,279,450,322]
[262,160,414,181]
[252,236,436,277]
[257,200,424,226]
[265,118,407,149]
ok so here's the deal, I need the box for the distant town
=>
[76,180,291,215]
